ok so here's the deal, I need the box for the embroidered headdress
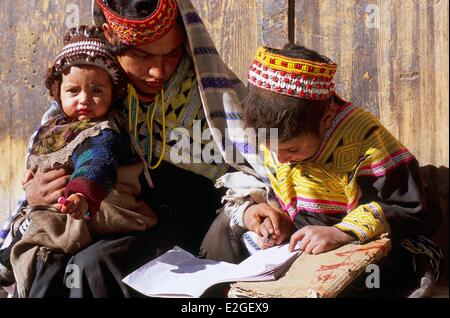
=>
[248,46,337,100]
[94,0,179,46]
[45,25,125,100]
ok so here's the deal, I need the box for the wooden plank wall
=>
[295,0,449,168]
[190,0,260,82]
[195,0,449,167]
[0,0,93,224]
[1,1,448,225]
[190,0,290,81]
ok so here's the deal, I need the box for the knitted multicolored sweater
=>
[27,114,138,216]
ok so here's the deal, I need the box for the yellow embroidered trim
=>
[335,202,389,243]
[254,47,337,78]
[124,66,227,181]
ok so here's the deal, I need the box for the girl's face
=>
[271,133,323,164]
[60,66,113,121]
[109,23,186,99]
[269,103,338,164]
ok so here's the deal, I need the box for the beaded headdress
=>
[45,26,125,99]
[94,0,179,46]
[247,46,337,100]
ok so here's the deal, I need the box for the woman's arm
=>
[23,100,67,206]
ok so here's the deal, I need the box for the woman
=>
[4,0,260,297]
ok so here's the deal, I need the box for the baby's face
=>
[270,133,322,164]
[60,66,113,121]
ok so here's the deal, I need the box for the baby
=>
[0,26,156,291]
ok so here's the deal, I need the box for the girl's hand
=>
[244,203,294,249]
[288,225,355,254]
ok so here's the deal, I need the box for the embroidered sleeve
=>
[335,124,436,242]
[64,129,121,215]
[335,202,390,242]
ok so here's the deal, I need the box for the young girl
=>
[236,44,443,295]
[0,26,157,296]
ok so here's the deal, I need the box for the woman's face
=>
[113,23,186,98]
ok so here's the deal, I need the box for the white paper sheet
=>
[123,244,300,298]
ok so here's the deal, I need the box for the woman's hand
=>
[24,168,70,205]
[288,225,355,254]
[244,203,294,248]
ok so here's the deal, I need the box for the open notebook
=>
[122,243,300,298]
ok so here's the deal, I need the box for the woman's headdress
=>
[94,0,179,46]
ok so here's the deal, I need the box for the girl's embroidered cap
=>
[94,0,179,46]
[247,46,337,100]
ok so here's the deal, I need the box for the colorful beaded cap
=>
[54,38,120,85]
[248,46,337,100]
[46,26,124,97]
[95,0,179,46]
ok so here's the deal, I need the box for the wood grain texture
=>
[229,238,391,298]
[190,0,262,82]
[0,1,92,223]
[295,0,381,116]
[377,0,449,167]
[295,0,448,166]
[190,0,290,80]
[260,0,290,48]
[1,0,448,226]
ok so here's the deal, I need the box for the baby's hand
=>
[58,193,89,220]
[288,225,354,254]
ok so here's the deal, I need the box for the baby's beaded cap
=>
[45,26,127,103]
[248,46,337,100]
[51,26,121,85]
